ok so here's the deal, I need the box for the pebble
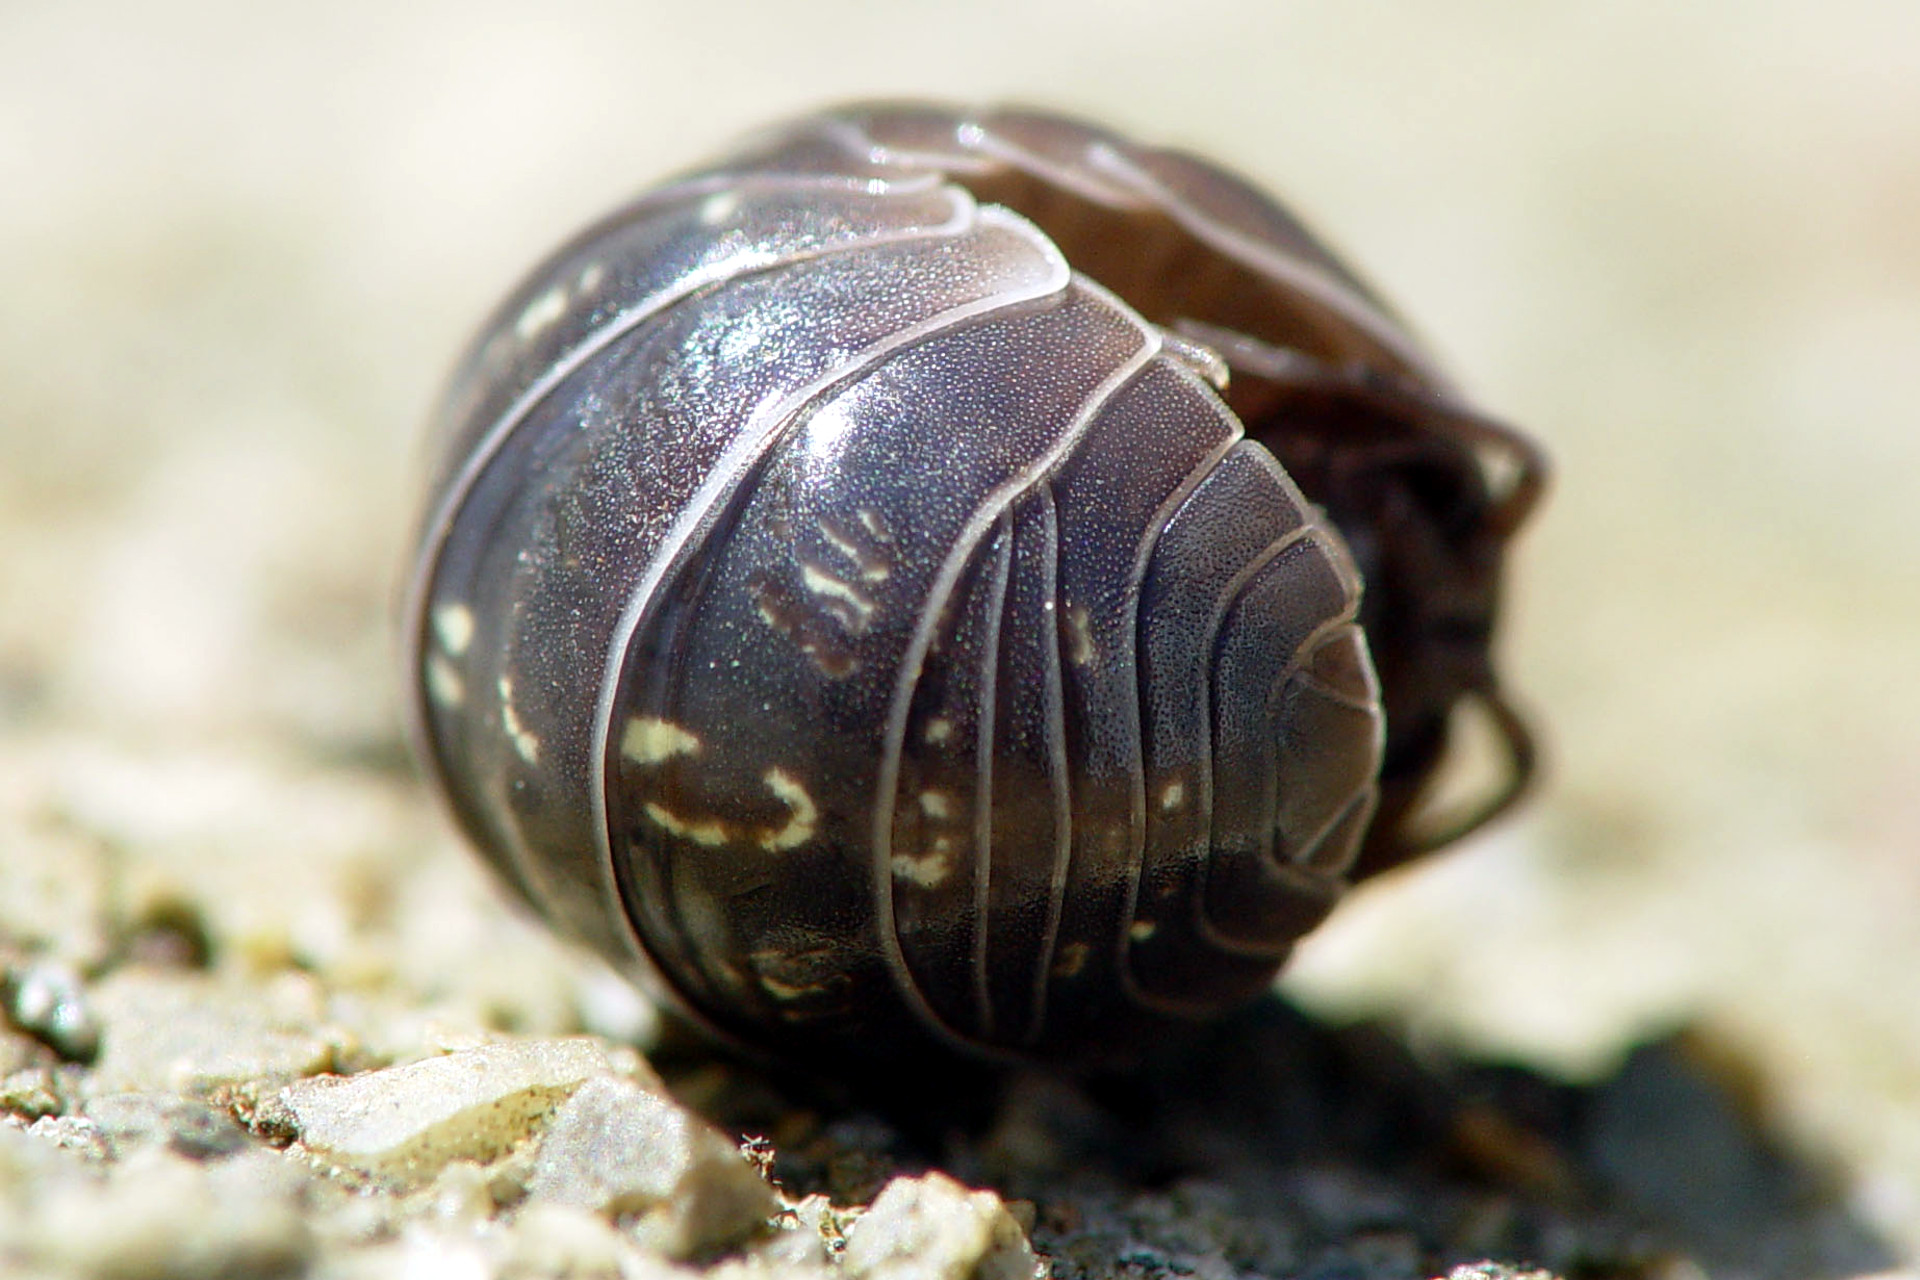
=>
[526,1073,779,1257]
[2,960,100,1063]
[87,969,349,1095]
[84,1091,250,1160]
[15,1146,313,1279]
[503,1201,680,1279]
[0,1067,63,1120]
[842,1172,1042,1280]
[280,1037,616,1187]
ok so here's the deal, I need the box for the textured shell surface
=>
[404,102,1545,1066]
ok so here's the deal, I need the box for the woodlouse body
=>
[404,103,1545,1066]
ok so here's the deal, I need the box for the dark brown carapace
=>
[948,123,1547,881]
[406,101,1547,1067]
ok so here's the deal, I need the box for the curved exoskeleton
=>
[402,102,1546,1067]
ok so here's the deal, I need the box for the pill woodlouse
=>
[403,102,1546,1067]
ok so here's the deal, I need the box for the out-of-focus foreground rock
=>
[2,2,1915,1276]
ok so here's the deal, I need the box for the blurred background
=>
[2,0,1916,1254]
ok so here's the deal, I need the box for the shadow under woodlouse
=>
[663,995,1898,1279]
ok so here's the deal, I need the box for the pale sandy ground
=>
[2,0,1917,1271]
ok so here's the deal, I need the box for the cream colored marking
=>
[1051,941,1089,979]
[699,191,741,225]
[800,563,875,625]
[1065,604,1095,666]
[918,790,955,821]
[1160,780,1186,812]
[1128,920,1158,943]
[890,848,953,888]
[819,520,858,558]
[819,519,891,582]
[644,802,729,847]
[924,717,953,745]
[431,602,474,657]
[498,676,540,765]
[514,285,568,341]
[758,767,818,852]
[621,716,701,765]
[425,654,464,708]
[759,974,826,1002]
[856,506,894,542]
[576,262,605,294]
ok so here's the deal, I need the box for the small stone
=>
[752,1230,836,1272]
[417,1158,498,1228]
[756,1193,841,1268]
[842,1172,1042,1280]
[526,1074,778,1258]
[281,1037,614,1187]
[84,1092,250,1160]
[21,1147,312,1279]
[0,1067,63,1120]
[3,960,101,1063]
[87,969,349,1095]
[503,1201,669,1279]
[25,1113,110,1160]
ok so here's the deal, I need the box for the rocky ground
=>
[0,784,1898,1278]
[3,3,1918,1277]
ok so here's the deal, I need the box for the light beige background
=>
[3,0,1916,1252]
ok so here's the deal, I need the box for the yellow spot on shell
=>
[856,507,893,542]
[918,790,954,821]
[890,849,953,888]
[1160,781,1186,812]
[819,517,892,582]
[432,602,474,656]
[425,654,464,708]
[639,765,816,853]
[1051,942,1089,979]
[758,768,818,852]
[1065,604,1095,666]
[644,803,729,847]
[514,285,568,340]
[924,718,954,745]
[1128,920,1158,942]
[759,974,825,1001]
[622,717,701,765]
[498,676,540,765]
[800,563,874,627]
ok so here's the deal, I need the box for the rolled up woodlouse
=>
[402,103,1547,1067]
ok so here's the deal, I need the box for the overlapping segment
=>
[874,342,1250,1054]
[1124,443,1380,1016]
[419,180,971,509]
[601,279,1154,1055]
[1200,536,1375,954]
[885,353,1382,1054]
[412,196,1066,975]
